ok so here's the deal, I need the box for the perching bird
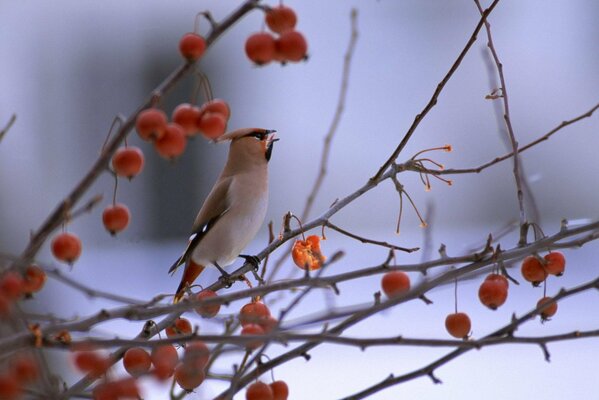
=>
[169,128,277,302]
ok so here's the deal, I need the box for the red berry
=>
[247,381,274,400]
[175,364,206,391]
[102,203,131,235]
[445,312,471,339]
[123,347,151,378]
[245,32,276,65]
[276,30,307,62]
[484,273,509,289]
[239,301,271,327]
[521,256,548,286]
[241,323,266,351]
[0,294,12,318]
[165,317,193,338]
[195,289,221,318]
[270,380,289,400]
[51,232,82,264]
[136,108,167,141]
[22,265,46,294]
[182,341,210,371]
[478,277,508,310]
[537,296,558,321]
[172,103,201,136]
[179,32,207,61]
[544,251,565,276]
[200,99,231,120]
[265,6,297,34]
[381,271,410,298]
[73,351,110,375]
[0,373,21,400]
[151,345,178,380]
[11,353,39,384]
[259,316,278,334]
[0,272,24,300]
[154,123,187,160]
[197,112,227,140]
[112,146,145,179]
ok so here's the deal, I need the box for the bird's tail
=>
[173,260,205,303]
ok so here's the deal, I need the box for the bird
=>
[169,127,277,302]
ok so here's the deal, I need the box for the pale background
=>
[1,1,599,399]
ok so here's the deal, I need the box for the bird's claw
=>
[239,254,261,271]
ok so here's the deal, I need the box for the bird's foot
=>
[214,263,233,288]
[239,254,261,271]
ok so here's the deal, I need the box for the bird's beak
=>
[266,133,278,162]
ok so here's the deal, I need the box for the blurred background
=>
[1,0,599,399]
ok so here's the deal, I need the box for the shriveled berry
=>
[136,108,167,141]
[51,232,82,264]
[292,235,325,271]
[112,146,145,179]
[381,271,410,298]
[102,203,131,235]
[179,33,206,61]
[445,312,471,339]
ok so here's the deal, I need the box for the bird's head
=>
[217,128,278,165]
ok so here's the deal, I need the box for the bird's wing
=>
[168,176,233,274]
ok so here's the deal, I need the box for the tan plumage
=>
[170,128,277,302]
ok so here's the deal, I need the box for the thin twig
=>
[0,114,16,143]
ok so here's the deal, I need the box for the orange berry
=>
[102,203,131,235]
[0,373,21,400]
[537,296,558,321]
[175,363,206,391]
[241,323,265,351]
[51,232,82,264]
[0,272,24,300]
[11,353,39,384]
[381,271,410,298]
[195,289,221,318]
[239,301,271,327]
[154,123,187,160]
[292,235,325,271]
[544,251,565,276]
[521,256,548,286]
[136,108,167,141]
[172,103,201,136]
[445,312,471,339]
[112,146,145,179]
[247,381,274,400]
[245,32,276,65]
[484,273,509,290]
[197,112,227,140]
[182,341,210,371]
[270,380,289,400]
[165,317,193,338]
[200,99,231,120]
[22,265,46,294]
[123,347,151,378]
[73,351,110,375]
[151,345,178,380]
[179,32,206,61]
[478,277,508,310]
[265,5,297,34]
[276,30,307,62]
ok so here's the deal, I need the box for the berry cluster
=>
[246,380,289,400]
[245,4,308,65]
[0,352,39,399]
